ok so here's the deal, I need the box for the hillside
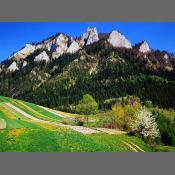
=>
[0,96,152,152]
[0,27,175,111]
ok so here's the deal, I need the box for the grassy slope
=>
[0,96,153,152]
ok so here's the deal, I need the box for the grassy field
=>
[0,96,162,152]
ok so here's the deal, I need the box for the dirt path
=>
[122,141,145,152]
[128,142,145,152]
[60,124,99,134]
[5,103,99,135]
[96,128,127,135]
[5,103,48,123]
[122,141,138,152]
[38,105,75,120]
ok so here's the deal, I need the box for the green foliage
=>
[1,46,175,111]
[76,94,98,115]
[112,101,142,131]
[0,128,152,152]
[145,101,153,108]
[0,96,152,152]
[154,111,175,146]
[97,112,119,129]
[153,145,175,152]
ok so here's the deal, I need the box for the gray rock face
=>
[67,40,80,53]
[34,51,50,63]
[81,27,99,45]
[55,34,68,46]
[139,41,151,53]
[22,61,28,68]
[108,30,132,48]
[52,34,69,59]
[7,61,19,72]
[164,54,169,59]
[9,44,36,60]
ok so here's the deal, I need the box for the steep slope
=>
[0,27,175,110]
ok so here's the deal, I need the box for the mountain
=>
[0,27,175,111]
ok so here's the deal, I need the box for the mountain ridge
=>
[0,27,175,110]
[1,27,165,63]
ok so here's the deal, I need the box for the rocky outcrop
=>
[22,61,27,68]
[55,34,68,46]
[9,44,36,60]
[81,27,99,45]
[139,41,151,53]
[67,40,80,53]
[34,51,50,62]
[7,61,19,72]
[164,54,169,59]
[108,30,132,48]
[52,34,69,59]
[52,46,67,59]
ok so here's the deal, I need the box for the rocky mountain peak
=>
[81,27,99,45]
[9,44,36,60]
[7,61,19,72]
[34,51,50,63]
[67,40,80,53]
[138,41,151,53]
[52,33,69,59]
[55,33,68,46]
[108,30,132,48]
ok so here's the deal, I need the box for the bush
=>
[131,107,160,142]
[112,101,141,131]
[155,111,175,146]
[61,116,85,126]
[97,113,119,129]
[145,101,153,108]
[74,116,84,126]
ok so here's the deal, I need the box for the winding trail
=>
[4,102,145,151]
[5,103,47,123]
[38,105,76,120]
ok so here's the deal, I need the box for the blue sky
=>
[0,22,175,61]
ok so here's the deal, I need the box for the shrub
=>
[145,101,153,108]
[154,111,175,146]
[112,101,141,131]
[131,107,160,142]
[74,116,84,126]
[97,113,119,129]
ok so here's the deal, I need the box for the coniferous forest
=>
[1,40,175,111]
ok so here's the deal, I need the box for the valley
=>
[0,96,153,152]
[0,26,175,152]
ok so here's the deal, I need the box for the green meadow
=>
[0,96,166,152]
